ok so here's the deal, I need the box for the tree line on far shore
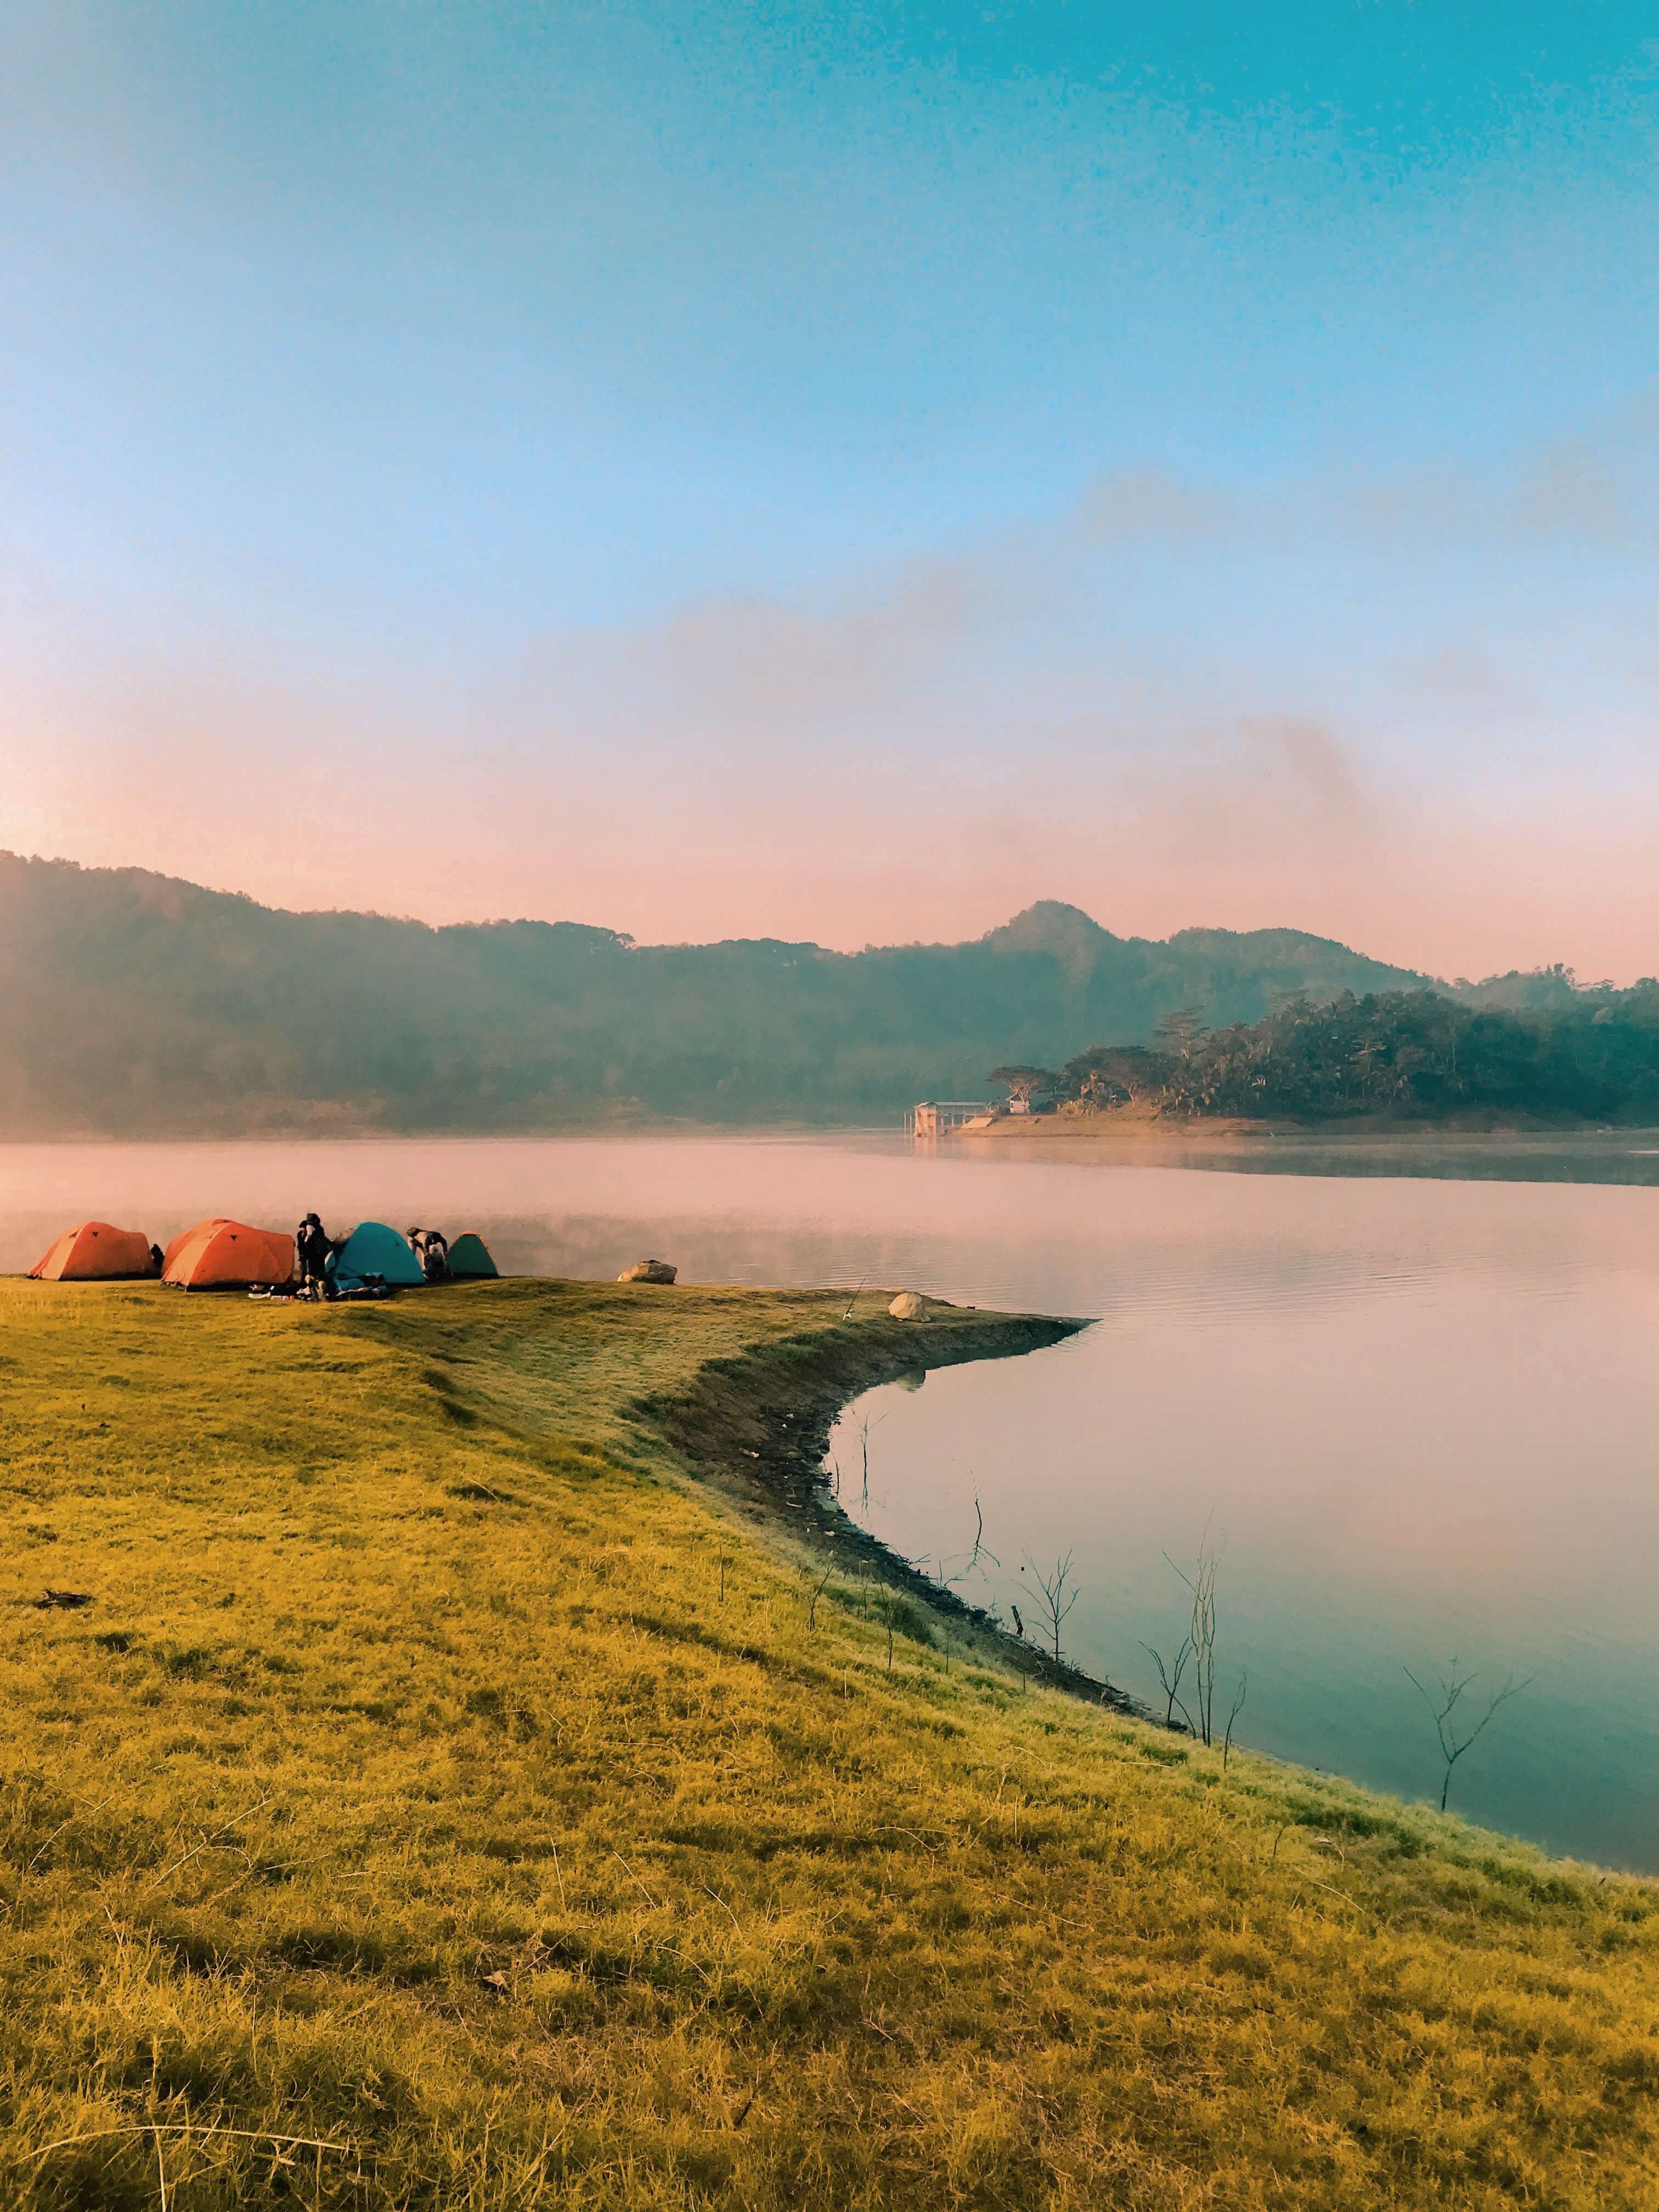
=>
[7,853,1650,1136]
[991,979,1659,1124]
[0,860,1440,1137]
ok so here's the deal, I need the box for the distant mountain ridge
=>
[1,853,1448,1136]
[980,901,1430,999]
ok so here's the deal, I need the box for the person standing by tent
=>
[296,1213,331,1297]
[421,1228,450,1282]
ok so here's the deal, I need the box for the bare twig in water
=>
[1159,1531,1229,1734]
[933,1492,1002,1593]
[1404,1658,1533,1813]
[964,1495,1000,1577]
[1222,1671,1248,1769]
[1140,1636,1195,1734]
[1164,1531,1224,1746]
[1021,1551,1079,1666]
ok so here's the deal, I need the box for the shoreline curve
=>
[634,1300,1143,1716]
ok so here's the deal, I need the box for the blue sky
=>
[2,2,1655,971]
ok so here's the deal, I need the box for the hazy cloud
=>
[1341,430,1645,547]
[1243,715,1375,833]
[1511,442,1628,540]
[1401,640,1534,715]
[7,409,1659,976]
[1075,467,1232,541]
[644,557,995,740]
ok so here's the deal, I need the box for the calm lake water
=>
[5,1130,1659,1872]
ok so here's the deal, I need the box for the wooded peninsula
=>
[987,981,1659,1127]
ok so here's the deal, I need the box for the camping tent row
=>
[323,1224,499,1291]
[321,1223,497,1290]
[30,1219,499,1288]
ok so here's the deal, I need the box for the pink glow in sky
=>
[8,450,1657,981]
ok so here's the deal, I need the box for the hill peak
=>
[980,901,1119,962]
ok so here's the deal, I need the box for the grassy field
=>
[1,1276,1657,2210]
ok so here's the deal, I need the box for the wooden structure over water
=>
[907,1100,995,1137]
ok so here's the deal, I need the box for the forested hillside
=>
[1,852,1436,1135]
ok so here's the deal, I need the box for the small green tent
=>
[447,1232,499,1279]
[329,1220,426,1291]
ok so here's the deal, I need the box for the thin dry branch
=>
[1405,1660,1533,1812]
[27,2124,350,2170]
[146,1793,278,1892]
[1022,1550,1079,1664]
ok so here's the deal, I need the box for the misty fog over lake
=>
[7,1130,1658,1871]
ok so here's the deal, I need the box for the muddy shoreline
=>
[636,1303,1141,1714]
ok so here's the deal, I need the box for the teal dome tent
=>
[447,1232,499,1279]
[328,1221,426,1292]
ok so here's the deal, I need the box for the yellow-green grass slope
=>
[1,1277,1655,2210]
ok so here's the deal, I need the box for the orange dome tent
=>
[29,1222,159,1282]
[163,1219,295,1291]
[162,1220,225,1274]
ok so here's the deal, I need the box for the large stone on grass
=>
[618,1259,678,1284]
[888,1291,929,1320]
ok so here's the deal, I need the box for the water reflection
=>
[5,1132,1658,1869]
